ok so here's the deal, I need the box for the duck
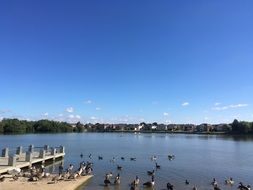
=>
[225,177,234,185]
[167,182,174,190]
[238,182,251,190]
[117,165,123,170]
[147,169,155,176]
[114,174,121,185]
[185,179,190,185]
[143,176,155,187]
[211,178,218,186]
[155,163,161,169]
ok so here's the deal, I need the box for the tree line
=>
[0,118,253,135]
[0,118,74,134]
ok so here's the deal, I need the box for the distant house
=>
[213,124,231,132]
[196,123,212,132]
[157,124,167,131]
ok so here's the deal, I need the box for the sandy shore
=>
[0,175,93,190]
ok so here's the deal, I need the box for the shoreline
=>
[0,175,93,190]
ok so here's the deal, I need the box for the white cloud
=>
[90,116,96,120]
[84,100,92,104]
[163,112,169,116]
[182,102,189,106]
[76,115,81,119]
[58,114,63,117]
[204,117,209,121]
[251,114,253,118]
[66,107,74,113]
[96,107,101,111]
[165,120,172,124]
[68,114,74,119]
[212,103,248,111]
[43,113,49,116]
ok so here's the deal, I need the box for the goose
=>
[211,178,218,186]
[225,177,234,185]
[106,172,113,178]
[98,156,103,160]
[114,174,121,185]
[80,153,83,158]
[117,165,123,170]
[0,176,5,182]
[143,176,155,187]
[130,158,136,161]
[185,180,190,185]
[147,169,155,176]
[89,154,92,159]
[167,182,174,190]
[151,156,157,161]
[155,163,161,169]
[213,185,221,190]
[193,187,198,190]
[238,182,251,190]
[121,157,125,160]
[168,155,175,160]
[104,176,111,186]
[131,176,140,186]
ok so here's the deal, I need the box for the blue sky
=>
[0,0,253,124]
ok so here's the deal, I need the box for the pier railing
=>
[0,145,65,173]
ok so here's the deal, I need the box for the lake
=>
[0,133,252,190]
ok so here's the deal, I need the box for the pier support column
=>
[28,145,34,153]
[39,149,46,159]
[2,148,9,158]
[25,151,33,162]
[8,155,17,166]
[51,148,57,156]
[16,146,23,156]
[44,145,49,152]
[59,146,65,154]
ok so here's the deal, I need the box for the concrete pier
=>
[0,145,65,174]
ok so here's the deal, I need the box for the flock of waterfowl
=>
[81,153,251,190]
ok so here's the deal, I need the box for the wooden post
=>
[51,148,57,156]
[2,148,9,157]
[8,155,17,166]
[25,151,33,162]
[28,145,34,153]
[39,149,46,159]
[16,146,23,156]
[59,146,65,154]
[44,145,49,152]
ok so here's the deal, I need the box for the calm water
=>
[0,133,252,190]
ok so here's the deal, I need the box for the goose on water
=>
[185,179,190,185]
[114,174,120,185]
[117,165,123,170]
[155,162,161,169]
[225,177,234,185]
[131,176,140,187]
[167,182,174,190]
[147,169,155,176]
[238,182,251,190]
[143,176,155,187]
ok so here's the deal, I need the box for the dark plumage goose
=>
[155,163,161,169]
[214,185,221,190]
[130,158,136,161]
[211,178,218,186]
[147,169,155,176]
[167,182,174,190]
[238,182,251,190]
[104,176,111,186]
[98,156,103,160]
[121,157,125,160]
[185,180,189,185]
[117,165,123,170]
[131,176,140,187]
[225,177,234,185]
[114,174,120,185]
[143,176,155,187]
[193,187,198,190]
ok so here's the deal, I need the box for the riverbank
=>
[0,175,92,190]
